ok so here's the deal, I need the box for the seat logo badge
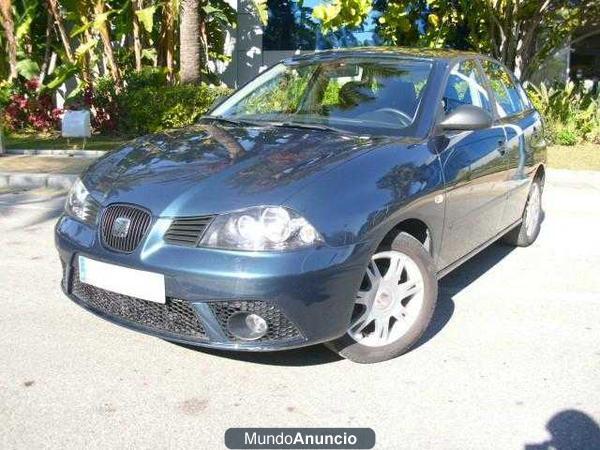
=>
[112,217,131,238]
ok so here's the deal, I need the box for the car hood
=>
[83,122,393,217]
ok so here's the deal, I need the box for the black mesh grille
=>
[100,204,152,253]
[60,258,68,291]
[70,265,206,339]
[210,301,302,342]
[164,215,214,247]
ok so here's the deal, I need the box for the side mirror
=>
[439,105,493,131]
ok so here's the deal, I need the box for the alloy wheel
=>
[525,183,542,238]
[348,250,425,347]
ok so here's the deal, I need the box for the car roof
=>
[285,46,484,64]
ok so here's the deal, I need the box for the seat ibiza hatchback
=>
[56,48,546,363]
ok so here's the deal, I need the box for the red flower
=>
[52,108,63,120]
[25,78,40,91]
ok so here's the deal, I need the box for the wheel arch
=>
[377,218,433,256]
[534,163,546,187]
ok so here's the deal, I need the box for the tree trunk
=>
[0,0,18,81]
[94,0,121,85]
[199,6,209,74]
[47,0,75,63]
[180,0,201,84]
[518,1,555,80]
[514,19,538,80]
[39,12,54,84]
[159,0,176,82]
[80,27,95,84]
[132,0,144,72]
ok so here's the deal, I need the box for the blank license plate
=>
[78,255,165,304]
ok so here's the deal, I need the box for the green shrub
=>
[0,80,15,109]
[117,83,231,135]
[555,128,578,146]
[123,68,170,91]
[64,68,232,136]
[527,81,600,146]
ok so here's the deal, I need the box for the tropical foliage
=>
[0,0,244,135]
[313,0,372,31]
[0,0,239,86]
[313,0,600,80]
[527,81,600,145]
[1,67,230,135]
[1,77,61,131]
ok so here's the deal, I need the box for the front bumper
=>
[55,215,371,351]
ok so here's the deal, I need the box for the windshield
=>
[212,58,433,135]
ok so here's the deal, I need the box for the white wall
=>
[216,1,305,88]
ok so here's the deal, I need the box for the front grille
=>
[60,258,68,291]
[210,301,303,342]
[70,265,206,339]
[100,204,152,252]
[164,215,214,247]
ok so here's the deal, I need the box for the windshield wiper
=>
[271,121,348,134]
[201,115,261,127]
[203,116,351,135]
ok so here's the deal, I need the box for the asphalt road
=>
[1,171,599,450]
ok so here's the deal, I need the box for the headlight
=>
[65,178,98,224]
[199,206,323,251]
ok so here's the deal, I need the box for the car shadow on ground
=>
[179,343,345,367]
[177,241,517,367]
[413,241,516,351]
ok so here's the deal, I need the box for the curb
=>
[0,172,77,190]
[5,148,104,158]
[546,168,600,184]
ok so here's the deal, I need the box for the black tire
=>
[502,178,543,247]
[325,232,438,364]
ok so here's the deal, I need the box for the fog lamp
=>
[227,312,268,340]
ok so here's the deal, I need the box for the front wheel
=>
[325,233,438,364]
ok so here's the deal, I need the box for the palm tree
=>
[47,0,74,64]
[132,0,145,72]
[94,0,120,85]
[180,0,201,83]
[0,0,17,81]
[159,0,178,82]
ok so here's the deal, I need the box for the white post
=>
[565,35,572,84]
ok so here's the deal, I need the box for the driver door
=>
[437,59,509,269]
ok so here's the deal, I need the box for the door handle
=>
[497,140,507,156]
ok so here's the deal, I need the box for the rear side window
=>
[443,60,492,114]
[516,82,533,110]
[481,60,524,117]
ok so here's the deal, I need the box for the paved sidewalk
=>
[0,155,94,190]
[0,155,94,174]
[5,149,105,157]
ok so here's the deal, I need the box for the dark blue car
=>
[55,48,546,363]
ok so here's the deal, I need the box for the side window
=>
[443,60,492,114]
[516,82,533,110]
[481,60,525,117]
